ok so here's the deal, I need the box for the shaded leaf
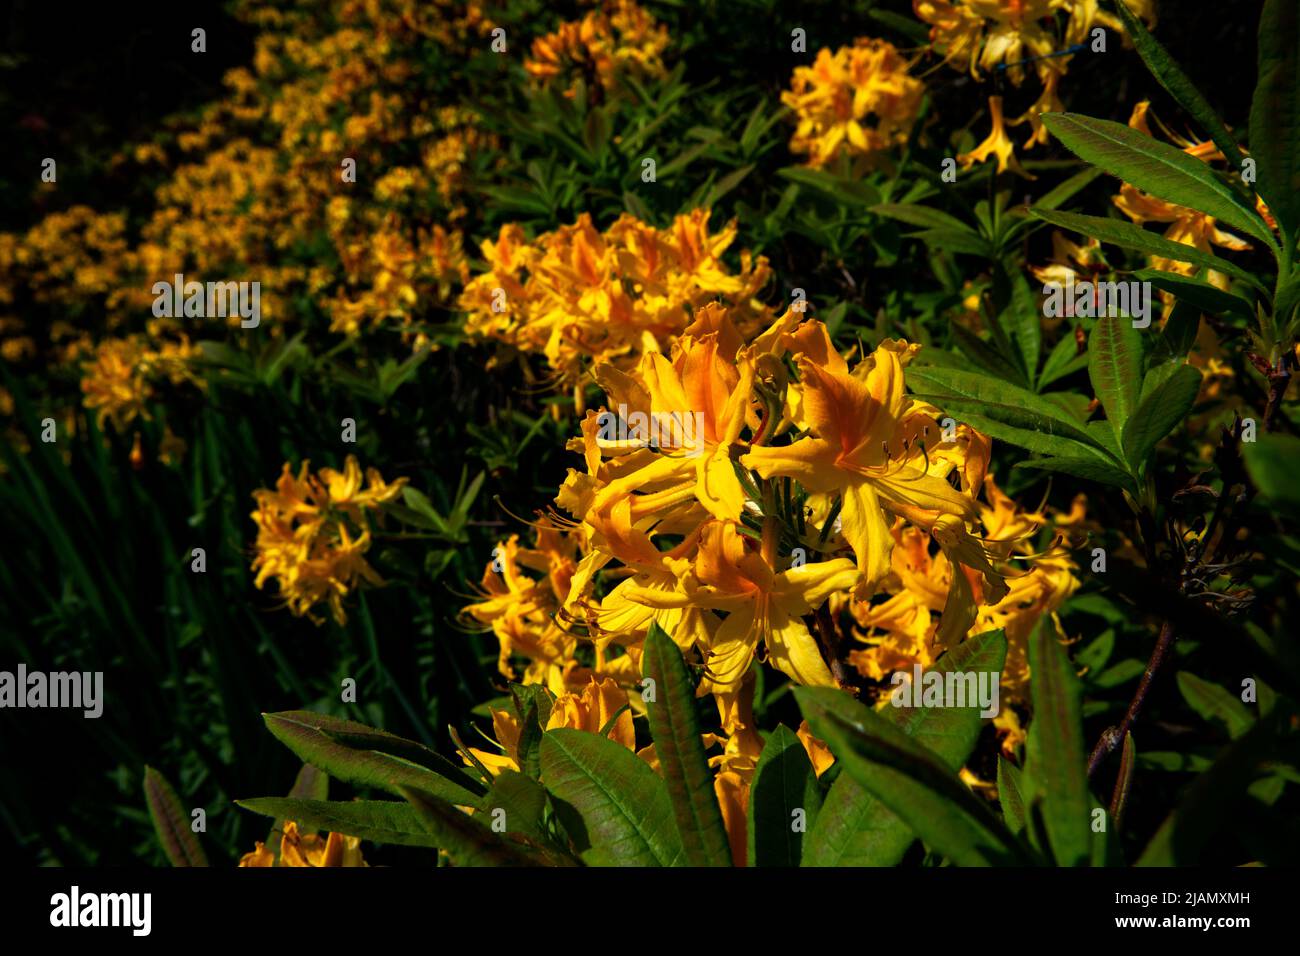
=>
[144,766,208,867]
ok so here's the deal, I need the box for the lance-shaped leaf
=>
[802,629,1009,866]
[1111,732,1137,834]
[1135,270,1255,322]
[796,686,1027,867]
[1031,209,1268,292]
[237,797,442,848]
[540,728,683,866]
[907,367,1111,456]
[997,757,1027,837]
[643,623,732,866]
[747,724,820,867]
[399,786,546,866]
[1001,270,1043,386]
[1014,455,1137,491]
[1249,0,1300,242]
[266,762,329,853]
[1042,113,1275,250]
[1089,314,1145,443]
[1176,672,1255,739]
[870,203,980,235]
[1121,363,1202,468]
[1023,620,1091,867]
[1113,1,1247,170]
[143,766,209,867]
[263,711,483,806]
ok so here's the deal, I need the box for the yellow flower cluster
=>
[239,820,366,867]
[459,209,774,403]
[782,39,925,169]
[250,456,408,626]
[79,333,203,432]
[913,0,1157,174]
[467,303,1085,855]
[0,1,501,434]
[524,0,670,99]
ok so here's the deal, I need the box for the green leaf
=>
[1113,1,1247,169]
[237,797,441,848]
[1023,619,1091,867]
[263,711,484,805]
[643,623,732,866]
[747,724,820,867]
[997,757,1026,837]
[1030,209,1267,292]
[144,766,208,867]
[906,366,1110,454]
[1088,313,1145,442]
[1176,672,1255,739]
[484,770,552,842]
[399,786,545,866]
[1041,113,1274,249]
[1136,270,1255,322]
[1032,166,1105,212]
[1112,732,1137,834]
[1038,331,1089,389]
[1249,0,1300,242]
[796,685,1027,867]
[1120,363,1202,467]
[1013,454,1136,490]
[540,728,683,866]
[1243,433,1300,519]
[907,228,993,257]
[400,486,449,534]
[804,631,1011,868]
[1002,269,1043,385]
[266,762,330,851]
[778,166,879,206]
[870,203,977,235]
[1149,301,1201,365]
[951,324,1030,387]
[700,163,755,208]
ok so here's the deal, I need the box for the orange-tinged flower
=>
[239,820,366,867]
[742,341,978,589]
[692,520,859,693]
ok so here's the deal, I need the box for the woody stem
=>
[1086,620,1175,777]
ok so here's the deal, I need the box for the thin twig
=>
[1087,620,1175,777]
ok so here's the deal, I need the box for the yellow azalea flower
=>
[249,457,405,626]
[690,520,859,693]
[782,38,924,169]
[715,769,749,866]
[467,678,636,775]
[239,821,366,867]
[587,332,757,525]
[797,719,836,777]
[705,676,764,778]
[80,338,152,431]
[849,475,1082,727]
[460,210,773,399]
[742,340,978,590]
[524,0,668,99]
[547,677,636,751]
[959,96,1033,178]
[464,532,578,693]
